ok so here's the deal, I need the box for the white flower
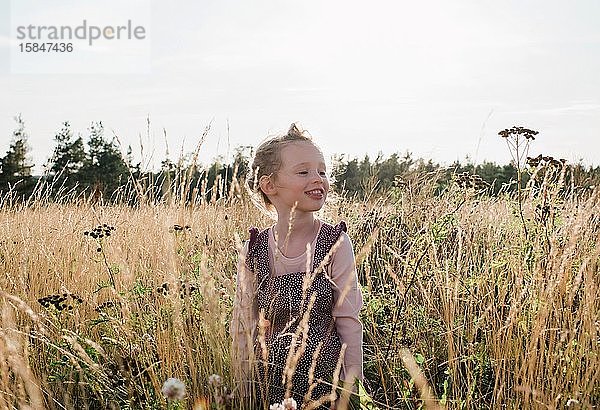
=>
[282,398,298,409]
[269,404,284,410]
[161,377,186,400]
[208,373,222,387]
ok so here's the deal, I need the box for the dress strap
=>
[311,220,348,273]
[248,226,260,251]
[245,226,269,276]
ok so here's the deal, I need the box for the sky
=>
[1,0,599,174]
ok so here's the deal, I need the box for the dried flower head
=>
[95,300,117,312]
[156,282,170,296]
[38,293,83,311]
[84,224,115,239]
[171,224,192,233]
[269,398,298,410]
[498,126,539,140]
[155,281,199,298]
[162,377,186,400]
[207,373,222,387]
[526,154,567,169]
[282,397,298,409]
[526,154,543,167]
[455,171,488,190]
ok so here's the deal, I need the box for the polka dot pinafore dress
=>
[245,221,347,407]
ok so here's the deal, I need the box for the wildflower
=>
[269,399,297,410]
[455,171,487,190]
[84,224,115,251]
[498,126,538,140]
[162,377,186,400]
[172,224,191,232]
[85,224,115,237]
[38,293,83,311]
[95,300,117,312]
[208,373,222,387]
[156,282,170,296]
[526,154,542,167]
[180,282,199,298]
[282,397,298,409]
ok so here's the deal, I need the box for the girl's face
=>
[267,141,329,214]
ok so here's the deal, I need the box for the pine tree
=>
[79,121,129,200]
[0,114,35,194]
[46,121,85,185]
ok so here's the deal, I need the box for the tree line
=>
[2,115,599,203]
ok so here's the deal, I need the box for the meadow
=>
[0,159,598,409]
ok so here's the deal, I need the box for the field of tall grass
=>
[0,161,598,409]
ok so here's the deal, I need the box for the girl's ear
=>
[259,174,276,196]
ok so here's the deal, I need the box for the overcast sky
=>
[1,0,599,173]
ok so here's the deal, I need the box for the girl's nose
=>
[311,170,325,182]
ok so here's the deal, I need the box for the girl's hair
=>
[246,122,318,210]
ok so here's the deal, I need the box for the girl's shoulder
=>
[246,225,269,253]
[315,220,352,252]
[319,219,347,234]
[243,226,271,272]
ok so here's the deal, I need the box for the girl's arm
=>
[330,231,364,385]
[230,241,258,397]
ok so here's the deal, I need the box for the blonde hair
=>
[246,123,320,210]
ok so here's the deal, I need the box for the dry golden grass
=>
[0,172,598,409]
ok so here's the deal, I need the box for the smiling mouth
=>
[305,189,325,198]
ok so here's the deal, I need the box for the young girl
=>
[230,124,363,409]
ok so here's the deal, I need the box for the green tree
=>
[377,152,413,191]
[79,121,129,200]
[0,114,35,195]
[332,155,362,195]
[46,121,85,186]
[474,161,516,195]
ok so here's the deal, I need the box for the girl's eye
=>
[296,170,327,176]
